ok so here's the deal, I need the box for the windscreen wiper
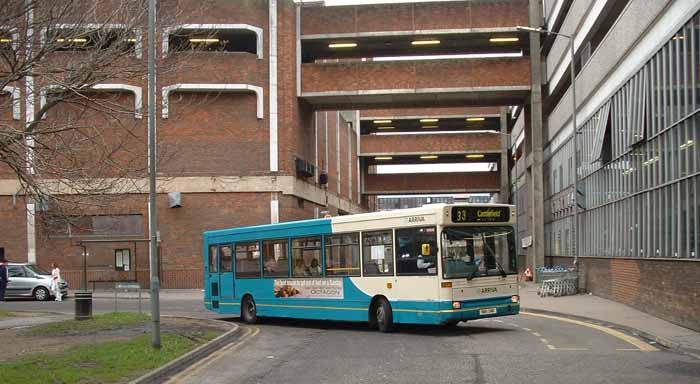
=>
[466,267,477,281]
[480,234,507,278]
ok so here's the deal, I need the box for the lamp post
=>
[516,26,579,268]
[147,0,161,349]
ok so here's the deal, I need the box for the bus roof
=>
[204,203,514,242]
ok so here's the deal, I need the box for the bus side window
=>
[235,242,260,278]
[208,245,218,273]
[220,245,233,272]
[395,227,437,275]
[263,239,290,277]
[292,237,322,277]
[325,233,360,276]
[362,230,394,276]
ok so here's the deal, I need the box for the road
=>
[2,294,699,384]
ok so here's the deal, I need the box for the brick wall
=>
[364,172,500,194]
[300,0,529,35]
[361,132,501,154]
[0,93,17,178]
[302,58,531,93]
[167,0,269,26]
[361,106,501,118]
[0,196,28,262]
[159,92,269,176]
[549,255,700,332]
[24,192,276,289]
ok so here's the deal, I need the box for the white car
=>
[5,263,69,301]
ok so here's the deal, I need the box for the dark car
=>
[5,263,69,301]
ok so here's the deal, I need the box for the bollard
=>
[75,291,93,320]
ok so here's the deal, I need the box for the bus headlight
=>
[511,295,520,303]
[452,301,461,309]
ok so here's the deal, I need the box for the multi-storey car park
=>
[0,0,698,332]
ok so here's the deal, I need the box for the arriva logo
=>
[408,216,426,223]
[477,209,501,218]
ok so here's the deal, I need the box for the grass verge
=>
[0,310,17,319]
[26,311,149,336]
[0,333,203,384]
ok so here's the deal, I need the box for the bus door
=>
[207,245,220,308]
[218,245,235,302]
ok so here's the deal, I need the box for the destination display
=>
[451,206,510,223]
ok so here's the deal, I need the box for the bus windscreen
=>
[441,226,516,279]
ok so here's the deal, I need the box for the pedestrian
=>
[0,253,8,302]
[51,262,62,302]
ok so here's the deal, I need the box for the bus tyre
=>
[241,296,257,324]
[375,298,393,333]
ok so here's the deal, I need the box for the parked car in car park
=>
[5,263,69,301]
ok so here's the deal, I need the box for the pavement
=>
[519,282,700,355]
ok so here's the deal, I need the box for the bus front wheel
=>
[374,297,393,333]
[241,296,257,324]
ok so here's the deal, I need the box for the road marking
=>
[540,338,549,344]
[493,319,504,323]
[553,347,589,351]
[547,344,555,350]
[521,311,658,352]
[522,327,532,332]
[166,326,260,383]
[532,332,542,337]
[508,323,519,327]
[686,352,700,360]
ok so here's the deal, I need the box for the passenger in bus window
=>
[309,259,321,276]
[294,258,308,276]
[264,256,278,273]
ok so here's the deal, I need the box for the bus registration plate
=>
[479,307,497,315]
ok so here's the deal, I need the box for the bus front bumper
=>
[439,296,520,324]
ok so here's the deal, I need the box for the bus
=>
[203,203,519,332]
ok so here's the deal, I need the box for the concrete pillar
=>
[499,107,510,204]
[528,0,546,278]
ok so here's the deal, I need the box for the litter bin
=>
[75,291,93,320]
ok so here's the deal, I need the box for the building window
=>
[45,25,140,57]
[115,249,131,271]
[165,25,262,58]
[220,245,233,273]
[0,31,14,50]
[235,242,260,278]
[292,237,322,277]
[263,239,290,278]
[395,227,437,275]
[362,230,394,276]
[169,30,256,53]
[325,233,360,276]
[46,214,145,238]
[574,12,700,260]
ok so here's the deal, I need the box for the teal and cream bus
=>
[203,203,519,332]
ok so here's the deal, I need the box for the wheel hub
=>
[376,306,385,323]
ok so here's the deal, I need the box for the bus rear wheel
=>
[374,298,393,333]
[241,296,257,324]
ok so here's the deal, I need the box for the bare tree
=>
[0,0,166,233]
